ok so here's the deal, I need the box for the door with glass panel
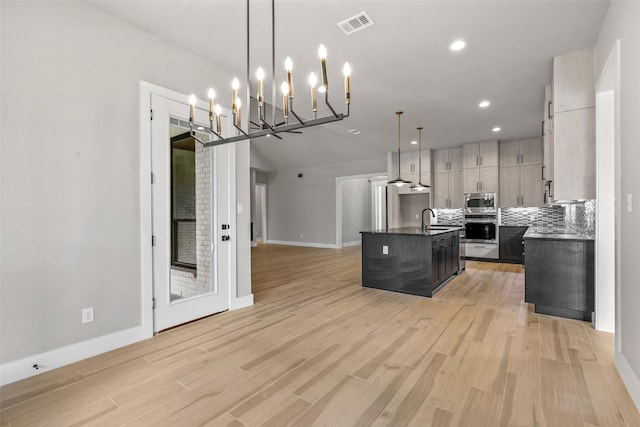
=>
[150,94,231,332]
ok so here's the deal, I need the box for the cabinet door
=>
[499,140,520,167]
[553,107,596,200]
[433,149,449,173]
[449,171,463,208]
[433,172,449,208]
[479,166,499,193]
[418,149,431,185]
[553,47,595,113]
[400,151,416,176]
[520,164,544,207]
[479,141,499,167]
[499,166,520,207]
[448,147,463,172]
[520,137,543,165]
[463,143,480,169]
[543,130,554,182]
[463,168,480,194]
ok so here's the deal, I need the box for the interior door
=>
[150,94,231,332]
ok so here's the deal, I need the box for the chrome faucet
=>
[421,208,435,232]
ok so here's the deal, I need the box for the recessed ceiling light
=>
[449,39,466,51]
[479,100,491,108]
[410,140,418,145]
[492,127,501,132]
[197,126,204,131]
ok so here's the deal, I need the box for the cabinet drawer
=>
[464,242,499,259]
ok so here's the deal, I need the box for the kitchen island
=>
[360,227,462,297]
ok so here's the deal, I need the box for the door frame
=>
[595,40,620,338]
[335,172,386,249]
[139,81,237,337]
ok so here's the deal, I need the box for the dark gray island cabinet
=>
[360,227,461,297]
[523,229,594,321]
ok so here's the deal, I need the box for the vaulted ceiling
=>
[87,0,609,170]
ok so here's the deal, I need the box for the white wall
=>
[595,0,640,407]
[267,157,385,246]
[0,1,250,368]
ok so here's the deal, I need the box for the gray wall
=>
[398,193,431,227]
[595,0,640,388]
[341,178,371,244]
[0,1,250,364]
[267,158,386,245]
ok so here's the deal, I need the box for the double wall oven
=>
[463,193,499,259]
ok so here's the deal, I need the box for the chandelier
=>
[187,0,351,147]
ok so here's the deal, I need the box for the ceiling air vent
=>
[338,12,374,36]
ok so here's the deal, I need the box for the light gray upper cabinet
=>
[553,48,595,114]
[463,141,499,169]
[500,138,543,167]
[553,107,595,201]
[551,47,596,201]
[395,149,432,194]
[433,147,462,173]
[499,138,544,207]
[432,147,462,207]
[543,83,554,183]
[499,164,544,207]
[463,141,499,194]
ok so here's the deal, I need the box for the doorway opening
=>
[335,173,387,249]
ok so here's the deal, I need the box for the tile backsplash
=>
[433,208,463,226]
[500,205,565,229]
[565,200,596,237]
[500,200,596,237]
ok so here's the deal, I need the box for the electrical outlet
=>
[382,245,389,255]
[300,234,303,239]
[82,307,94,324]
[415,213,419,219]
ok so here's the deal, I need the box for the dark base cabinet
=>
[499,226,528,264]
[524,238,594,321]
[361,229,460,298]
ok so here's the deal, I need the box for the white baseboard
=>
[230,293,254,310]
[265,240,338,249]
[0,326,147,386]
[342,240,361,248]
[616,351,640,411]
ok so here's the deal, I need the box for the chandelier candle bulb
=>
[343,62,351,105]
[214,104,222,134]
[189,94,196,124]
[285,57,294,98]
[318,44,329,90]
[235,98,242,128]
[281,82,289,119]
[256,67,265,107]
[231,78,239,113]
[309,72,318,112]
[207,88,215,121]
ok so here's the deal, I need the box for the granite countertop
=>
[361,226,463,237]
[523,227,594,242]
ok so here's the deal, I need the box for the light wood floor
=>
[2,244,639,426]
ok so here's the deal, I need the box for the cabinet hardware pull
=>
[476,156,479,166]
[480,156,482,166]
[548,101,553,119]
[542,120,545,136]
[541,165,545,180]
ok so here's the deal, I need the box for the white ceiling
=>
[87,0,609,171]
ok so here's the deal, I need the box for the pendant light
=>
[410,127,430,191]
[387,111,413,187]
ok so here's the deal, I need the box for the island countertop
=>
[361,226,463,237]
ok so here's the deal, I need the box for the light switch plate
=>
[238,203,244,214]
[382,245,389,255]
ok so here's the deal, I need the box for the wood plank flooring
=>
[1,244,639,426]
